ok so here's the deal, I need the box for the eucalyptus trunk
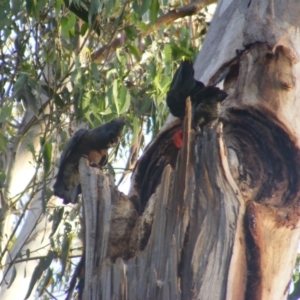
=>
[81,0,300,299]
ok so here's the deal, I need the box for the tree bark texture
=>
[81,0,300,299]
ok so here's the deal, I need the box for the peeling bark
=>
[81,0,300,299]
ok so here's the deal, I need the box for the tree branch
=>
[144,0,216,35]
[117,125,143,187]
[91,0,217,63]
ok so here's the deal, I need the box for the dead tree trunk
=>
[81,0,300,299]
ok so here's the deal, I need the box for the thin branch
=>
[64,254,84,300]
[117,124,143,187]
[144,0,216,35]
[91,0,217,63]
[1,254,82,268]
[44,288,59,300]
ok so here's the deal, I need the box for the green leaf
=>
[14,74,28,94]
[0,132,6,152]
[132,0,151,16]
[24,251,56,299]
[91,62,99,81]
[164,44,172,64]
[45,46,56,64]
[137,22,148,32]
[154,74,170,94]
[26,0,39,21]
[104,0,114,17]
[100,105,112,115]
[54,94,64,107]
[61,16,69,38]
[89,0,102,24]
[137,95,152,116]
[37,0,46,11]
[149,61,157,79]
[0,0,10,26]
[26,249,30,259]
[171,41,193,58]
[68,13,76,30]
[27,141,36,160]
[42,140,52,175]
[124,26,138,41]
[60,234,71,279]
[60,13,77,38]
[49,207,64,238]
[38,268,53,297]
[0,171,6,187]
[80,23,89,36]
[289,277,300,297]
[0,105,13,123]
[20,85,39,116]
[112,79,119,114]
[128,45,141,61]
[150,0,160,24]
[119,86,131,114]
[55,0,63,16]
[81,91,91,111]
[71,68,82,87]
[90,104,103,123]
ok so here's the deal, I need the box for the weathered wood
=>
[81,0,300,299]
[245,202,300,299]
[80,107,246,300]
[80,120,300,299]
[79,158,137,299]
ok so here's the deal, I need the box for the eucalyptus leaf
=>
[128,45,141,61]
[80,22,89,36]
[118,86,131,114]
[14,74,28,94]
[7,265,17,288]
[124,26,138,41]
[91,62,100,81]
[89,0,102,24]
[42,140,52,175]
[60,234,71,279]
[132,0,151,16]
[24,251,56,299]
[20,85,39,116]
[104,0,114,17]
[150,0,160,24]
[49,207,64,238]
[112,80,119,114]
[61,16,69,38]
[38,268,53,297]
[0,105,13,123]
[0,171,6,187]
[0,132,6,153]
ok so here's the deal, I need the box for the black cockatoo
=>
[166,60,227,129]
[192,86,227,130]
[166,60,205,118]
[53,118,125,204]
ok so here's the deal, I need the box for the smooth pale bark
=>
[0,96,50,299]
[81,0,300,299]
[1,84,69,298]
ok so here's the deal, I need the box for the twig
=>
[117,123,143,187]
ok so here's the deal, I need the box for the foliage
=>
[0,0,210,298]
[289,254,300,299]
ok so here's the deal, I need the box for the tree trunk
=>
[81,0,300,299]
